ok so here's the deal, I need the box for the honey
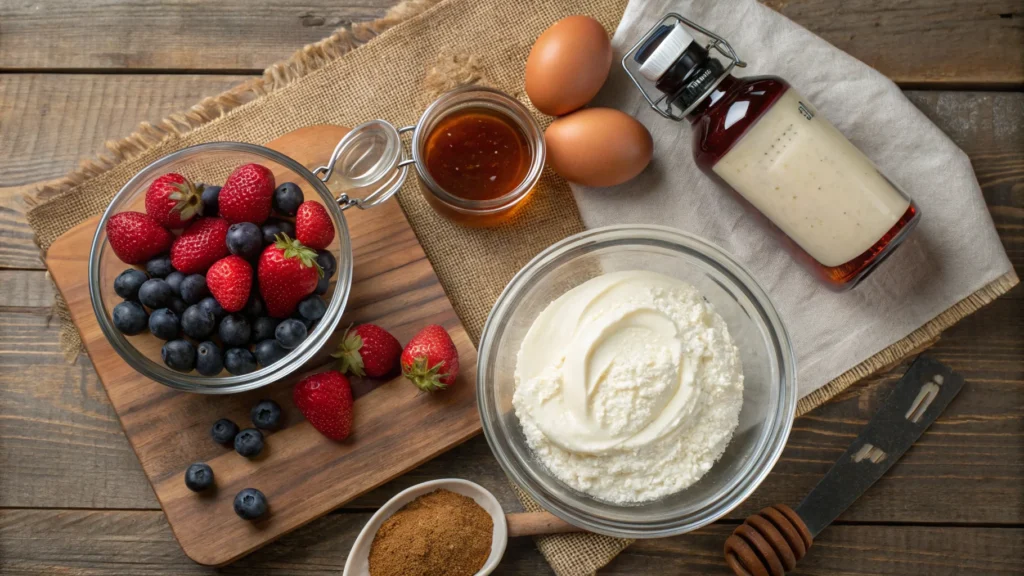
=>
[424,108,531,202]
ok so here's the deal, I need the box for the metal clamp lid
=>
[313,120,416,211]
[622,13,747,121]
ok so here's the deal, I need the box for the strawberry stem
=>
[403,356,450,392]
[330,325,366,377]
[274,233,325,277]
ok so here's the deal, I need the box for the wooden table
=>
[1,1,1021,573]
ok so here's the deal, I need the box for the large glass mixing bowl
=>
[477,225,796,537]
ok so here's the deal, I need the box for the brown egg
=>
[545,108,654,187]
[525,15,612,117]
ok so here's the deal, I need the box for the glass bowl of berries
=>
[88,140,390,393]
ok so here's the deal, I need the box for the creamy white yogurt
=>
[513,271,744,504]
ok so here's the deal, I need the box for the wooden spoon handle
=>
[505,511,581,537]
[724,504,814,576]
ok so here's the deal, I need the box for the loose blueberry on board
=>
[168,297,187,316]
[261,220,296,245]
[226,222,264,261]
[273,182,304,216]
[316,250,336,279]
[251,316,280,343]
[201,185,221,216]
[313,276,330,296]
[138,278,174,309]
[275,319,307,349]
[254,339,289,367]
[148,308,180,340]
[297,295,327,322]
[114,269,148,300]
[196,341,225,376]
[233,488,268,520]
[210,418,239,445]
[184,462,214,492]
[244,293,265,318]
[180,274,209,304]
[165,271,185,295]
[224,348,257,375]
[182,305,216,340]
[112,301,149,335]
[145,255,174,278]
[218,314,251,348]
[198,296,225,321]
[234,428,264,457]
[162,339,196,372]
[251,399,282,430]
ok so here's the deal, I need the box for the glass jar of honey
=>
[319,86,545,227]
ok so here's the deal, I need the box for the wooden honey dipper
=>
[724,357,964,576]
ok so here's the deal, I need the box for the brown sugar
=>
[368,488,494,576]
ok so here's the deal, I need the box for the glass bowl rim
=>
[88,141,353,394]
[476,224,797,537]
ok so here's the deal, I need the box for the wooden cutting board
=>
[44,125,482,567]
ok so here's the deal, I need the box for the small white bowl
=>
[344,479,509,576]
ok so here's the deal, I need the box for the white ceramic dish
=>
[343,479,508,576]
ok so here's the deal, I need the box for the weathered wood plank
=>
[2,509,1021,575]
[0,270,54,310]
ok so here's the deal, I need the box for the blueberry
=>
[254,339,289,367]
[291,312,314,330]
[162,339,196,372]
[251,399,282,430]
[313,276,330,296]
[148,308,180,340]
[210,418,239,445]
[233,487,268,520]
[146,255,174,278]
[226,222,263,261]
[261,220,296,245]
[218,314,251,348]
[165,271,185,295]
[316,250,337,279]
[234,428,264,457]
[180,274,209,304]
[112,301,148,335]
[244,293,265,318]
[251,317,280,343]
[168,297,187,316]
[198,296,225,321]
[114,269,148,300]
[182,305,216,339]
[201,185,221,216]
[224,348,257,375]
[196,341,224,376]
[272,182,304,216]
[184,462,214,492]
[138,278,173,309]
[297,295,327,322]
[275,319,308,349]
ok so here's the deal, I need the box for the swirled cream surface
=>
[513,271,744,503]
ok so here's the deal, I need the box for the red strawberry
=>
[293,371,354,441]
[332,324,401,378]
[295,201,335,250]
[206,255,252,313]
[218,163,275,224]
[170,217,230,274]
[400,325,459,391]
[105,211,173,264]
[258,234,322,318]
[144,172,203,229]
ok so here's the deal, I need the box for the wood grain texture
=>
[42,125,481,565]
[2,509,1022,575]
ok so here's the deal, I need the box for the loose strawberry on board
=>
[294,371,354,441]
[401,325,459,392]
[170,217,230,274]
[332,324,401,378]
[106,211,173,264]
[294,201,335,250]
[258,234,322,318]
[144,172,204,229]
[218,163,275,224]
[206,255,253,313]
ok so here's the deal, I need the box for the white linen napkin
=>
[574,0,1016,399]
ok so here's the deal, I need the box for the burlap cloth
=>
[23,0,1015,574]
